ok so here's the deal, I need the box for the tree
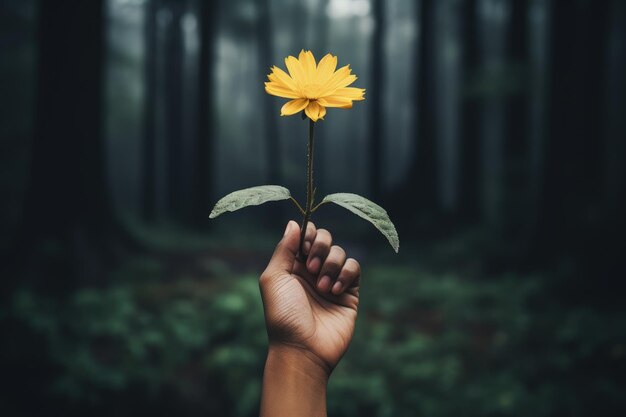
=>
[535,0,609,259]
[192,0,218,226]
[13,0,115,288]
[142,0,158,222]
[257,0,281,186]
[367,0,385,202]
[475,0,512,231]
[163,0,185,220]
[459,0,481,223]
[392,0,438,227]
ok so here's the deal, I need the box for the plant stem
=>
[298,119,315,258]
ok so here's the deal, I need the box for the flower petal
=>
[305,101,324,122]
[318,104,327,119]
[268,66,298,92]
[316,96,354,108]
[318,65,353,96]
[298,50,317,85]
[315,54,337,85]
[285,55,306,87]
[281,98,309,116]
[333,87,366,100]
[265,83,301,99]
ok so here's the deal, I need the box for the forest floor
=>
[4,223,626,417]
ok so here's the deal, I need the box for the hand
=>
[259,220,361,375]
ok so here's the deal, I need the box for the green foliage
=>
[7,266,626,417]
[321,193,399,253]
[209,185,292,218]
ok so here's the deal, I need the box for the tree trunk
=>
[523,0,550,245]
[368,0,384,202]
[603,0,626,221]
[535,0,609,259]
[433,0,463,215]
[192,0,217,226]
[504,0,528,236]
[164,0,184,221]
[258,0,280,186]
[460,0,480,224]
[476,0,512,231]
[12,0,114,289]
[142,0,158,222]
[600,0,626,280]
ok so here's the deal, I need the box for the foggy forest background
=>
[1,0,625,416]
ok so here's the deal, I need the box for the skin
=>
[259,220,362,417]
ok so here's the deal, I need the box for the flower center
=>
[303,84,322,100]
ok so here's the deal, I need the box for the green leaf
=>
[321,193,399,253]
[209,185,291,219]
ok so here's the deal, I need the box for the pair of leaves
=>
[209,185,399,253]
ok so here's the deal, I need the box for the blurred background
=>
[2,0,626,416]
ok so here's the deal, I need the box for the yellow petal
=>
[318,65,352,96]
[316,96,353,108]
[285,56,305,86]
[315,54,337,85]
[305,101,324,122]
[318,104,327,119]
[269,66,298,92]
[328,74,358,92]
[333,87,366,100]
[281,98,309,116]
[265,83,301,99]
[298,50,317,85]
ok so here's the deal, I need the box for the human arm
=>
[259,221,361,417]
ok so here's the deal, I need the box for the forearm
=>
[260,345,329,417]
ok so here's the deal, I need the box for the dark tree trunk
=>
[368,0,384,202]
[523,0,550,247]
[459,0,480,224]
[390,0,439,231]
[11,0,115,289]
[476,0,512,232]
[164,0,184,220]
[433,0,463,216]
[504,0,528,236]
[413,0,438,211]
[258,0,280,186]
[603,0,626,222]
[535,0,609,261]
[142,0,158,222]
[599,0,626,281]
[192,0,217,226]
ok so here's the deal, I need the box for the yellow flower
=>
[264,50,366,122]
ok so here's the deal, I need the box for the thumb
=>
[262,220,301,279]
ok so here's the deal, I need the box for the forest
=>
[1,0,625,416]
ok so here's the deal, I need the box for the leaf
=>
[209,185,292,218]
[321,193,399,253]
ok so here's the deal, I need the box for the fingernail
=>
[303,241,311,255]
[318,275,331,292]
[308,257,321,274]
[284,221,293,236]
[332,281,342,295]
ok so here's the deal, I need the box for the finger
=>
[318,245,347,293]
[307,228,332,275]
[260,221,300,285]
[302,222,317,256]
[332,258,360,295]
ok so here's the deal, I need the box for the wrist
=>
[260,344,329,417]
[267,343,331,383]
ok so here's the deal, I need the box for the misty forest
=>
[1,0,626,416]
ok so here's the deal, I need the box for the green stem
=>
[289,196,306,216]
[298,119,315,258]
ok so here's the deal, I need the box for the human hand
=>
[259,220,361,375]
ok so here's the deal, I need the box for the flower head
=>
[265,50,366,122]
